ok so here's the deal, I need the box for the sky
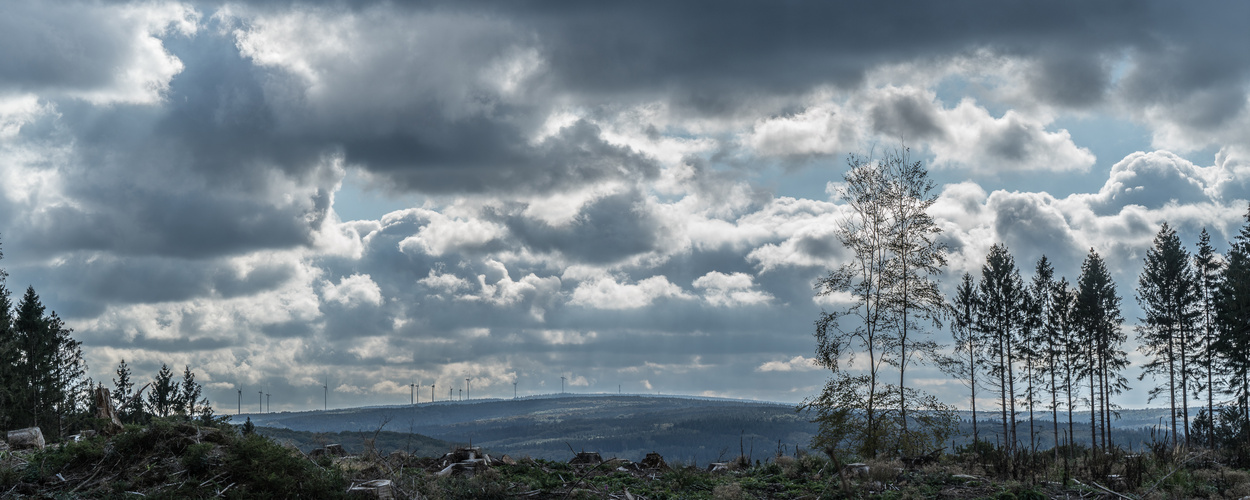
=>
[2,0,1250,413]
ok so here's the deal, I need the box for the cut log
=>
[7,427,46,450]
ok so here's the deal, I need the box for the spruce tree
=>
[946,272,982,444]
[1048,278,1079,455]
[978,243,1025,455]
[0,238,15,430]
[1194,228,1224,448]
[14,286,51,428]
[178,365,202,419]
[1025,256,1054,452]
[1074,249,1129,451]
[113,360,135,422]
[1136,222,1199,447]
[147,364,177,418]
[1216,206,1250,427]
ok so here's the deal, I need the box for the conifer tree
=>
[978,244,1025,454]
[1194,228,1224,447]
[1024,256,1054,451]
[147,364,177,418]
[1048,278,1079,454]
[177,365,203,419]
[1136,222,1200,447]
[1074,249,1129,451]
[113,360,136,421]
[1216,206,1250,427]
[0,238,15,430]
[945,272,982,444]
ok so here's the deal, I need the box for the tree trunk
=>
[1169,330,1177,448]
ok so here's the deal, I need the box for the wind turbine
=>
[465,378,470,401]
[266,392,270,413]
[258,390,263,413]
[431,383,435,403]
[513,381,517,399]
[322,375,328,411]
[458,388,462,401]
[560,376,566,394]
[237,386,242,415]
[409,382,415,405]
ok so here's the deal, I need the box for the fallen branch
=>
[1140,450,1206,498]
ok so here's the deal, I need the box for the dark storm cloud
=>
[346,120,661,194]
[869,92,946,140]
[17,253,300,318]
[501,190,663,264]
[504,0,1146,100]
[990,193,1083,278]
[1116,3,1250,131]
[1027,53,1110,108]
[0,2,132,92]
[4,26,335,261]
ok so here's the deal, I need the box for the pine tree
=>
[147,364,177,418]
[978,243,1025,455]
[1194,228,1224,448]
[1136,222,1200,447]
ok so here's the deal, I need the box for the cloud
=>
[321,273,382,307]
[928,98,1095,173]
[692,271,772,307]
[757,355,821,373]
[569,275,690,310]
[0,1,197,104]
[502,190,667,264]
[743,86,1095,173]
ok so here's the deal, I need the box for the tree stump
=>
[347,479,394,499]
[6,427,45,450]
[93,384,124,435]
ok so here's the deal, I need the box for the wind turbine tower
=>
[258,390,263,413]
[409,382,415,405]
[513,381,517,399]
[561,376,566,394]
[237,387,242,415]
[466,378,470,401]
[322,375,328,411]
[266,392,270,413]
[431,383,435,403]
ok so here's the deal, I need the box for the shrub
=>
[224,433,348,499]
